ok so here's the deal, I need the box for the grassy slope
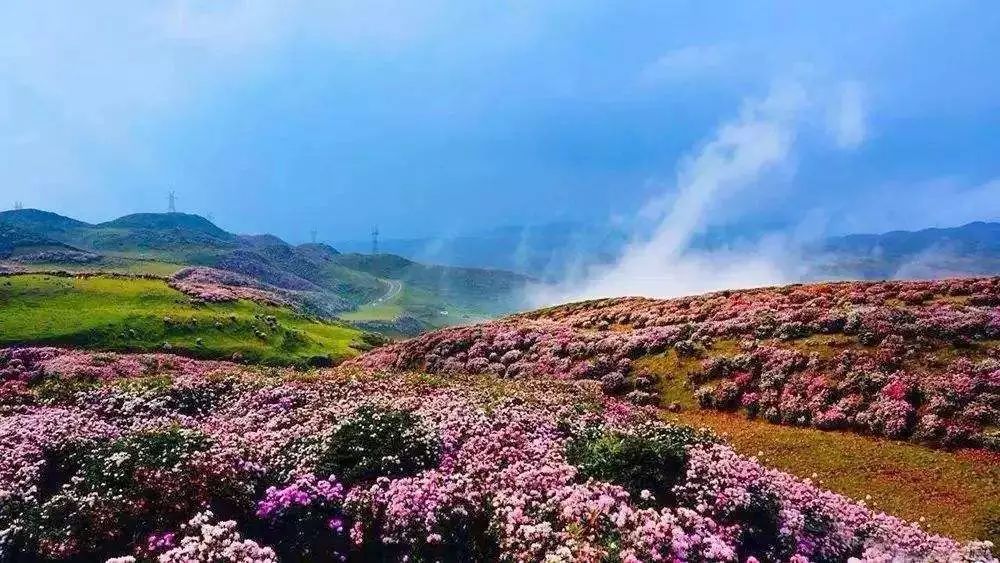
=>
[0,274,370,366]
[665,408,999,547]
[2,210,531,329]
[340,283,489,327]
[331,253,529,314]
[16,258,188,277]
[637,346,1000,547]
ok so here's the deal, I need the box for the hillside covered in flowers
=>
[0,346,995,561]
[355,277,1000,451]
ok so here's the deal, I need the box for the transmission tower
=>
[167,191,177,213]
[310,230,318,244]
[371,225,380,255]
[13,201,23,210]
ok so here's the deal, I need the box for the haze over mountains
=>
[336,220,1000,282]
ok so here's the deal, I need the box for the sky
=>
[1,1,999,243]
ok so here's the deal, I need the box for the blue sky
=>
[1,1,998,242]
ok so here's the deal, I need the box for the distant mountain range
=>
[337,220,1000,281]
[812,221,1000,280]
[0,209,532,333]
[4,208,999,335]
[334,222,632,279]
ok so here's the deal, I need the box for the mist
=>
[530,80,859,305]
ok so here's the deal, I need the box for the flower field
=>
[354,277,1000,450]
[168,267,297,309]
[0,346,995,561]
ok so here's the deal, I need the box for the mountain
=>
[0,210,99,263]
[0,208,90,234]
[339,220,1000,281]
[98,212,234,238]
[0,223,87,257]
[335,222,630,279]
[813,221,1000,279]
[0,209,533,334]
[330,253,530,314]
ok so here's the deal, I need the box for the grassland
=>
[638,347,1000,548]
[339,283,491,328]
[664,407,1000,547]
[15,257,188,277]
[0,274,373,366]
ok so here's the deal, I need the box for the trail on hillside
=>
[372,279,403,305]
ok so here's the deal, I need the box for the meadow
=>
[0,273,373,366]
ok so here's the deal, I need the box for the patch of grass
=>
[339,283,492,328]
[781,333,856,361]
[664,409,1000,547]
[635,339,741,410]
[0,274,369,366]
[15,258,187,277]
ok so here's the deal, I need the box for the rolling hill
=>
[2,277,995,560]
[814,221,1000,279]
[352,276,1000,546]
[0,272,378,366]
[0,209,534,334]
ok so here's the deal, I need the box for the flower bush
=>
[169,266,295,307]
[0,347,993,561]
[352,277,1000,449]
[255,473,349,560]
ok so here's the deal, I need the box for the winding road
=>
[373,279,403,304]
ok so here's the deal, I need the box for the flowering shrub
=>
[352,277,1000,449]
[0,347,994,561]
[256,473,349,560]
[169,266,295,307]
[157,511,277,563]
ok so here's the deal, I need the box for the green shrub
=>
[313,405,441,484]
[565,422,713,506]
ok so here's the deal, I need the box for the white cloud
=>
[829,81,867,148]
[640,44,730,85]
[531,77,880,304]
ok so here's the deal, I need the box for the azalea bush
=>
[0,347,994,561]
[353,277,1000,449]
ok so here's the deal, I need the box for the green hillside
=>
[331,253,530,313]
[0,273,377,366]
[0,209,533,332]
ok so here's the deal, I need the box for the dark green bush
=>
[565,422,713,507]
[733,489,792,562]
[314,405,441,484]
